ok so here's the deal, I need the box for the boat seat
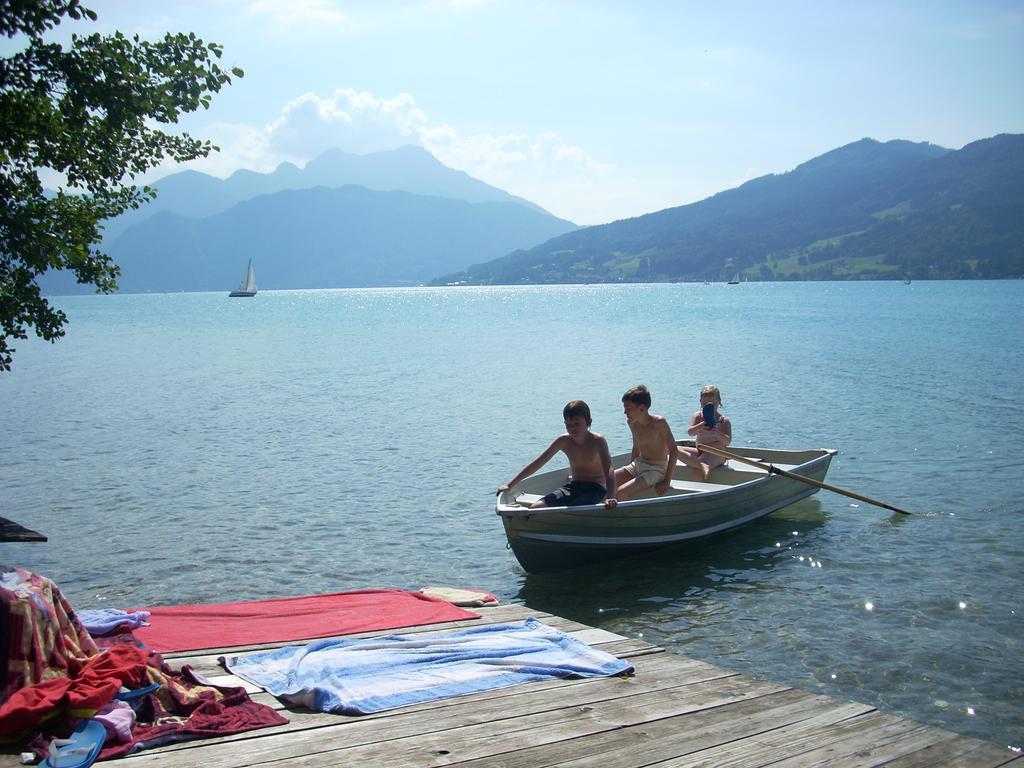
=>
[508,460,801,508]
[668,478,734,493]
[512,479,733,507]
[510,493,544,508]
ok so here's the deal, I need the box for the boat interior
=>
[505,443,814,509]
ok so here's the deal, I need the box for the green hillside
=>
[436,134,1024,284]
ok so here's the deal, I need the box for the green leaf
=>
[0,0,241,372]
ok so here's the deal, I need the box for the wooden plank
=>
[453,690,872,768]
[659,710,943,767]
[132,674,787,768]
[171,648,728,745]
[1,602,1018,768]
[314,678,791,768]
[113,653,770,766]
[765,721,961,768]
[883,735,1024,768]
[0,516,46,542]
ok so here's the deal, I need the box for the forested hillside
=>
[436,134,1024,284]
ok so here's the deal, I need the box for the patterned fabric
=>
[93,661,288,758]
[1,568,288,757]
[20,653,288,759]
[76,609,150,636]
[1,567,100,706]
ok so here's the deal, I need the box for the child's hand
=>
[655,479,669,495]
[604,498,617,509]
[496,484,510,495]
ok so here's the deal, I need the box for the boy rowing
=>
[497,400,617,509]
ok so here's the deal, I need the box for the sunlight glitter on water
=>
[2,281,1022,747]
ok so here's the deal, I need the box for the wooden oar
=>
[695,444,913,516]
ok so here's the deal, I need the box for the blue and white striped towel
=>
[221,617,633,714]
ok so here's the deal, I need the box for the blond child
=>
[677,384,732,481]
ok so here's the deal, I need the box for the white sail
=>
[229,260,257,296]
[240,261,257,293]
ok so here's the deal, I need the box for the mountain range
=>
[101,144,548,243]
[107,186,576,292]
[438,133,1024,284]
[39,133,1024,295]
[38,145,576,294]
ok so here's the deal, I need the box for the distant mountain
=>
[436,134,1024,284]
[95,185,577,292]
[100,145,550,242]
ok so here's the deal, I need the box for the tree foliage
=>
[0,0,242,370]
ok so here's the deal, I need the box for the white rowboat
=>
[496,441,836,572]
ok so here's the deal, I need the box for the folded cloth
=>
[222,617,633,715]
[93,700,135,743]
[77,609,151,636]
[419,587,499,607]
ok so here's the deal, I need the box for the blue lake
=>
[1,281,1021,748]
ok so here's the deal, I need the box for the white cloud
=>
[420,127,616,223]
[190,121,278,175]
[167,87,623,222]
[243,0,348,31]
[428,0,509,9]
[265,90,428,158]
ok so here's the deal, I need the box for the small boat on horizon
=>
[229,259,257,297]
[727,272,740,284]
[496,441,836,572]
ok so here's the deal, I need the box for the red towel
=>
[0,646,148,741]
[131,589,480,653]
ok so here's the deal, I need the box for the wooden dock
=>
[3,604,1019,767]
[0,516,46,542]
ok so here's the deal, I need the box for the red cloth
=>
[131,589,479,653]
[0,646,148,741]
[25,654,288,760]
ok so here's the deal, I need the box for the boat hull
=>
[228,291,256,297]
[497,444,835,573]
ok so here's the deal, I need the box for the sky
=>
[10,0,1024,225]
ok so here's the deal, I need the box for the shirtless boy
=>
[497,400,617,509]
[614,385,679,501]
[677,384,733,481]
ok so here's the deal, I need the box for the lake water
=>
[1,281,1021,749]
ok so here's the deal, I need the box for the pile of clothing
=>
[0,567,287,764]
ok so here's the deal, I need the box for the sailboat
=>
[727,272,740,285]
[229,259,257,297]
